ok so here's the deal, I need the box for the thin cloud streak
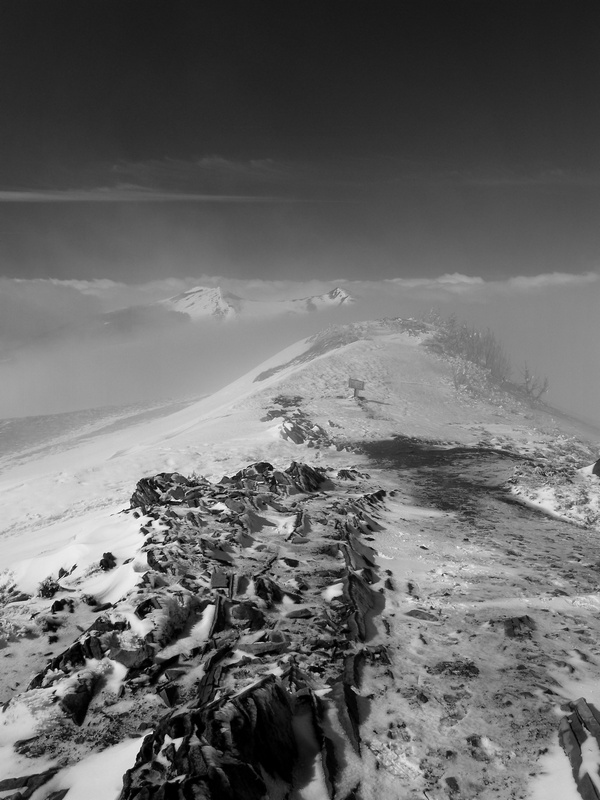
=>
[0,188,314,203]
[114,156,600,193]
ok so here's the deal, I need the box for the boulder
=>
[100,552,117,571]
[285,462,329,493]
[60,672,99,726]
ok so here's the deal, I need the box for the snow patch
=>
[29,736,146,800]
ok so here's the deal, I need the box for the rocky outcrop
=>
[3,459,389,798]
[559,697,600,799]
[0,769,60,800]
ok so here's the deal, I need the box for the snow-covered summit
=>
[291,285,354,311]
[159,285,241,320]
[159,284,355,321]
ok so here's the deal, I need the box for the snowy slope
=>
[0,317,596,574]
[0,318,599,800]
[158,284,354,320]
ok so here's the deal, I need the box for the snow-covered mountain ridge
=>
[159,284,354,320]
[0,318,599,799]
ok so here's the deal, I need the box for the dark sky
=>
[0,0,599,281]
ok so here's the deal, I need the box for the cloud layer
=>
[0,271,598,426]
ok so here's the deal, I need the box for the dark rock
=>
[329,680,362,755]
[281,421,307,444]
[28,640,88,689]
[557,700,600,800]
[592,459,600,477]
[130,477,163,509]
[253,576,290,606]
[337,469,357,481]
[158,684,179,708]
[364,644,391,666]
[110,642,155,670]
[92,602,113,613]
[238,640,289,656]
[211,569,230,589]
[285,608,313,619]
[405,610,438,622]
[503,615,536,638]
[7,591,31,604]
[87,616,128,635]
[165,485,186,502]
[227,601,265,630]
[362,489,386,506]
[427,661,480,679]
[145,549,166,573]
[135,597,162,619]
[100,552,117,571]
[82,635,104,660]
[344,572,382,642]
[81,594,98,606]
[195,645,232,706]
[344,651,366,689]
[203,545,234,565]
[285,462,329,493]
[0,769,58,793]
[60,673,99,725]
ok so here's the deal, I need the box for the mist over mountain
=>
[0,284,361,417]
[0,273,597,426]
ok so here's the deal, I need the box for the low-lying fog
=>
[0,274,598,429]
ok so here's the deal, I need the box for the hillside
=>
[0,319,599,800]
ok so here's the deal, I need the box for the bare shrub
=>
[38,576,60,598]
[426,313,511,385]
[520,363,549,401]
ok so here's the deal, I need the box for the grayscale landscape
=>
[0,3,599,799]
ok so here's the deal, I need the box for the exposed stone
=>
[503,615,536,638]
[60,671,99,726]
[135,596,162,619]
[427,661,480,679]
[405,609,438,621]
[100,551,117,570]
[0,769,59,797]
[7,456,391,798]
[285,461,329,493]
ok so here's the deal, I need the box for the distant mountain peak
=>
[326,286,353,302]
[297,286,354,311]
[159,286,240,320]
[159,285,355,321]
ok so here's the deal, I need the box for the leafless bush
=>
[425,311,551,406]
[451,359,494,397]
[426,312,511,385]
[38,576,60,598]
[520,363,549,401]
